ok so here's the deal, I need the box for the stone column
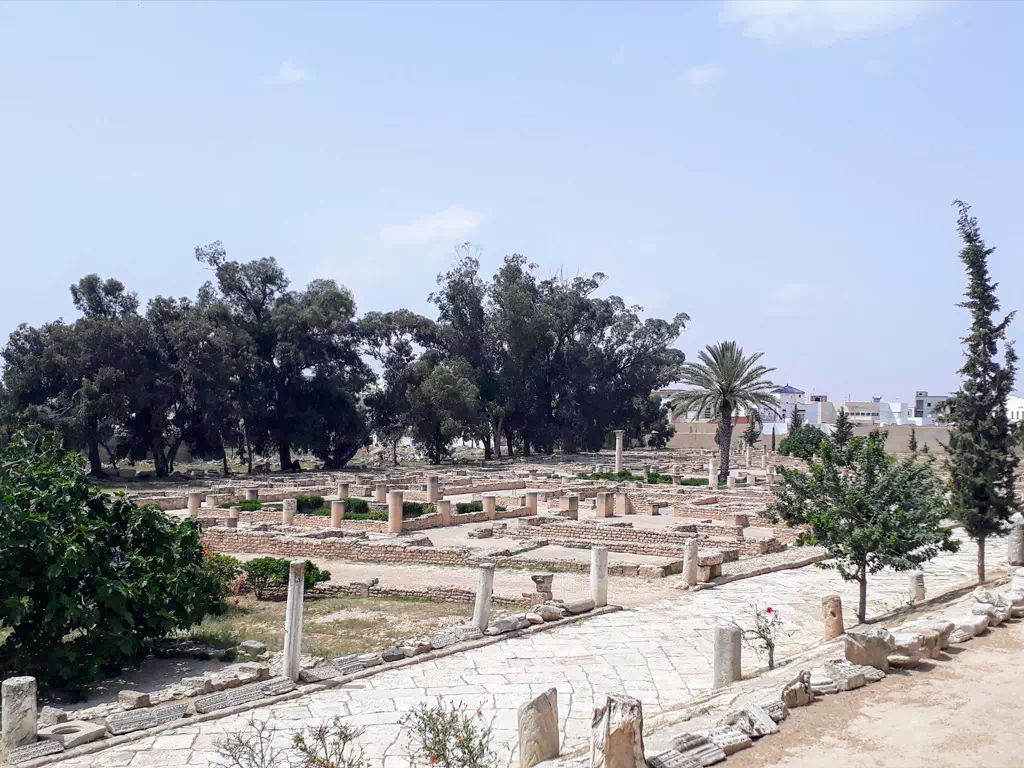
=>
[519,688,559,768]
[375,481,388,503]
[590,694,645,768]
[682,538,699,587]
[427,475,440,503]
[330,500,345,528]
[388,490,404,534]
[438,499,452,526]
[745,444,751,468]
[822,594,844,640]
[712,625,742,688]
[526,491,538,515]
[595,492,613,518]
[483,494,497,521]
[614,430,625,473]
[473,563,495,632]
[761,445,767,470]
[282,560,305,682]
[2,676,37,753]
[726,475,736,488]
[590,546,609,607]
[337,482,350,500]
[1009,519,1024,566]
[229,505,241,520]
[187,492,202,517]
[909,571,926,602]
[245,488,259,501]
[282,498,296,525]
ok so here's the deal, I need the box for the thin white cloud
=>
[261,60,308,86]
[612,44,630,68]
[380,205,483,248]
[720,0,940,47]
[683,65,723,87]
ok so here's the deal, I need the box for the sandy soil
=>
[725,617,1024,768]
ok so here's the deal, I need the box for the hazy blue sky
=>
[2,0,1021,402]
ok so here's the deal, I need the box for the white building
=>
[912,391,948,423]
[1008,395,1024,423]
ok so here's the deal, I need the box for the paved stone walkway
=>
[53,534,1005,768]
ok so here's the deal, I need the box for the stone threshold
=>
[22,605,622,768]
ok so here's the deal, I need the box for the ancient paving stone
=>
[194,685,266,714]
[8,739,64,764]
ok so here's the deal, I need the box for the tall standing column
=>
[473,563,495,631]
[282,560,306,682]
[427,475,440,503]
[822,595,844,640]
[245,488,260,501]
[388,490,404,534]
[483,494,497,521]
[909,572,926,602]
[330,500,345,528]
[712,625,742,688]
[590,546,609,607]
[1009,519,1024,566]
[1,676,37,753]
[745,444,751,468]
[682,538,699,587]
[614,430,625,473]
[375,481,388,503]
[282,498,296,525]
[337,482,349,500]
[187,492,202,518]
[761,445,767,470]
[525,491,538,515]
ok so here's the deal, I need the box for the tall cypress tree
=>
[833,408,854,448]
[907,427,918,453]
[938,201,1019,583]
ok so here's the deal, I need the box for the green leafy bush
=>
[644,471,674,485]
[204,553,244,595]
[295,495,324,514]
[242,557,331,599]
[237,500,263,511]
[400,697,495,768]
[402,501,434,518]
[779,424,828,460]
[343,497,370,515]
[678,477,709,486]
[455,501,507,514]
[0,430,225,692]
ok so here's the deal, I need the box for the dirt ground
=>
[725,617,1024,768]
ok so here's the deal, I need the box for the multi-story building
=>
[1008,394,1024,423]
[913,391,948,423]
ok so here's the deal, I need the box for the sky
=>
[1,0,1022,403]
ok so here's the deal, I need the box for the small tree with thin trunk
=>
[763,431,958,623]
[907,427,918,453]
[936,201,1019,584]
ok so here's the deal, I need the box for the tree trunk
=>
[245,432,253,474]
[151,433,167,477]
[523,435,531,457]
[483,433,492,461]
[977,536,986,584]
[857,570,868,624]
[278,440,292,472]
[718,405,733,483]
[506,431,514,458]
[87,435,105,477]
[392,437,398,466]
[767,640,775,670]
[218,427,230,475]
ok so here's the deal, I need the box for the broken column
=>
[483,494,497,521]
[682,538,699,587]
[708,460,718,489]
[590,694,645,768]
[245,488,259,501]
[745,444,751,468]
[229,505,241,521]
[2,676,37,754]
[712,624,742,688]
[187,492,202,517]
[519,688,559,768]
[337,482,349,500]
[590,546,609,608]
[282,560,305,682]
[388,490,404,534]
[330,500,345,528]
[526,491,539,515]
[282,498,296,525]
[1009,519,1024,566]
[473,563,495,632]
[427,475,440,503]
[909,571,926,602]
[375,481,388,503]
[438,499,452,525]
[614,430,625,473]
[822,594,844,640]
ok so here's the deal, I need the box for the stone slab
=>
[106,709,159,735]
[8,740,64,765]
[647,750,701,768]
[194,685,266,714]
[262,677,298,696]
[37,720,107,749]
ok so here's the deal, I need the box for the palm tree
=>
[672,342,779,483]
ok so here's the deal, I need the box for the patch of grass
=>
[237,499,263,511]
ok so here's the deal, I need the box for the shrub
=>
[779,424,828,460]
[644,471,674,485]
[402,501,434,518]
[237,500,263,511]
[455,501,507,514]
[293,717,368,768]
[243,557,330,599]
[678,477,709,486]
[215,715,367,768]
[0,430,225,693]
[400,697,495,768]
[343,497,370,516]
[295,495,324,514]
[204,552,244,595]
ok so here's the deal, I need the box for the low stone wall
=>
[252,581,527,606]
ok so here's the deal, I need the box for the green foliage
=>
[400,697,495,768]
[741,414,762,447]
[907,427,918,453]
[402,501,433,518]
[936,202,1020,583]
[832,408,854,448]
[771,426,776,452]
[204,553,244,595]
[237,500,263,511]
[342,497,370,516]
[295,495,324,514]
[454,501,507,514]
[242,557,330,599]
[292,717,369,768]
[779,423,827,460]
[644,471,675,485]
[0,430,225,691]
[764,431,959,622]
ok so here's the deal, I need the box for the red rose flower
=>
[766,607,773,613]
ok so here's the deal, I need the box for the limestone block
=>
[822,659,865,691]
[843,627,896,671]
[821,594,844,640]
[903,619,954,649]
[563,597,596,614]
[2,676,37,751]
[781,670,813,708]
[809,672,839,696]
[971,603,1004,626]
[37,720,106,749]
[532,605,564,622]
[118,691,151,710]
[728,703,778,738]
[669,733,726,765]
[696,726,751,755]
[647,750,701,768]
[518,688,559,768]
[591,694,645,768]
[947,613,989,643]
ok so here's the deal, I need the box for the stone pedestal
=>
[615,492,631,515]
[337,482,349,500]
[909,572,926,602]
[590,546,609,607]
[282,560,305,682]
[282,498,296,525]
[483,494,497,521]
[245,488,259,501]
[713,625,742,688]
[591,694,645,768]
[518,688,559,768]
[726,475,736,488]
[614,430,625,473]
[375,481,388,503]
[187,492,202,517]
[330,500,344,528]
[438,499,452,525]
[561,495,579,513]
[526,491,539,515]
[229,506,241,520]
[2,676,37,752]
[682,538,699,587]
[224,517,238,529]
[1009,520,1024,566]
[822,594,844,640]
[473,563,495,631]
[388,490,404,534]
[427,475,440,503]
[595,492,613,518]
